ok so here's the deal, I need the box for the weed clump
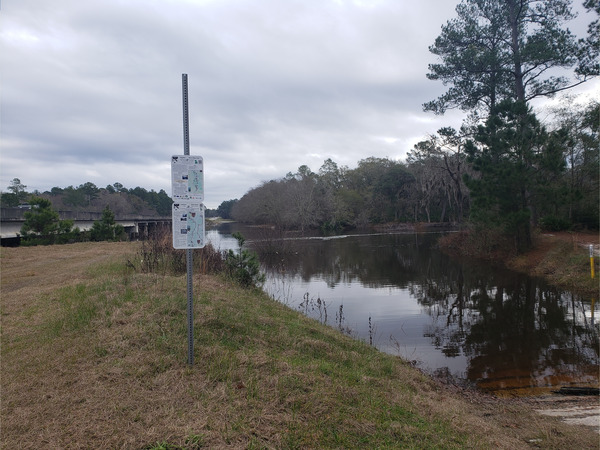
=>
[133,228,224,275]
[133,229,265,288]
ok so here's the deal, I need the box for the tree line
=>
[1,180,172,217]
[1,180,171,245]
[227,0,599,253]
[229,96,597,236]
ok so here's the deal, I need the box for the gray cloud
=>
[2,0,596,208]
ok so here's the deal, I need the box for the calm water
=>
[209,224,599,396]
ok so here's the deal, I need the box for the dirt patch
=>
[532,395,600,433]
[525,231,598,263]
[542,231,599,247]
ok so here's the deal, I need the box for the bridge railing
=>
[1,208,170,222]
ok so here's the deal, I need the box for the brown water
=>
[211,225,599,396]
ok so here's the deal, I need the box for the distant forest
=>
[227,0,600,255]
[227,99,599,241]
[1,180,172,217]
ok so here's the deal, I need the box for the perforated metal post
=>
[186,248,194,365]
[182,74,190,155]
[182,74,194,366]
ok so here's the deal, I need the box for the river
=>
[208,223,599,396]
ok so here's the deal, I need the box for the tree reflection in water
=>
[219,225,599,395]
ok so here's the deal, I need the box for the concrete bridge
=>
[0,208,171,243]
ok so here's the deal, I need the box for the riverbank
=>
[508,231,599,297]
[439,229,599,297]
[1,242,598,448]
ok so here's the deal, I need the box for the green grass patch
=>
[44,284,100,337]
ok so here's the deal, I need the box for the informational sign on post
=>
[171,155,204,201]
[172,202,205,249]
[171,155,205,249]
[171,154,205,249]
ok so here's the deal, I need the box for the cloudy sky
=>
[2,0,597,208]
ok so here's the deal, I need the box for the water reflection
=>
[212,225,599,395]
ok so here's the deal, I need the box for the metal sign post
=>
[173,74,205,366]
[182,73,194,366]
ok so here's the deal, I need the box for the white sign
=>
[171,155,204,201]
[172,202,205,249]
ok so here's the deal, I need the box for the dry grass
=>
[2,242,598,448]
[507,231,599,297]
[440,229,599,297]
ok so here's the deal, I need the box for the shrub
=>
[224,232,266,288]
[539,216,571,232]
[20,196,79,245]
[90,205,125,241]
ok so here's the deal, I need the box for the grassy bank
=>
[1,242,597,448]
[507,232,600,297]
[440,229,599,297]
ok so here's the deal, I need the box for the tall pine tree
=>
[464,100,565,252]
[425,0,586,116]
